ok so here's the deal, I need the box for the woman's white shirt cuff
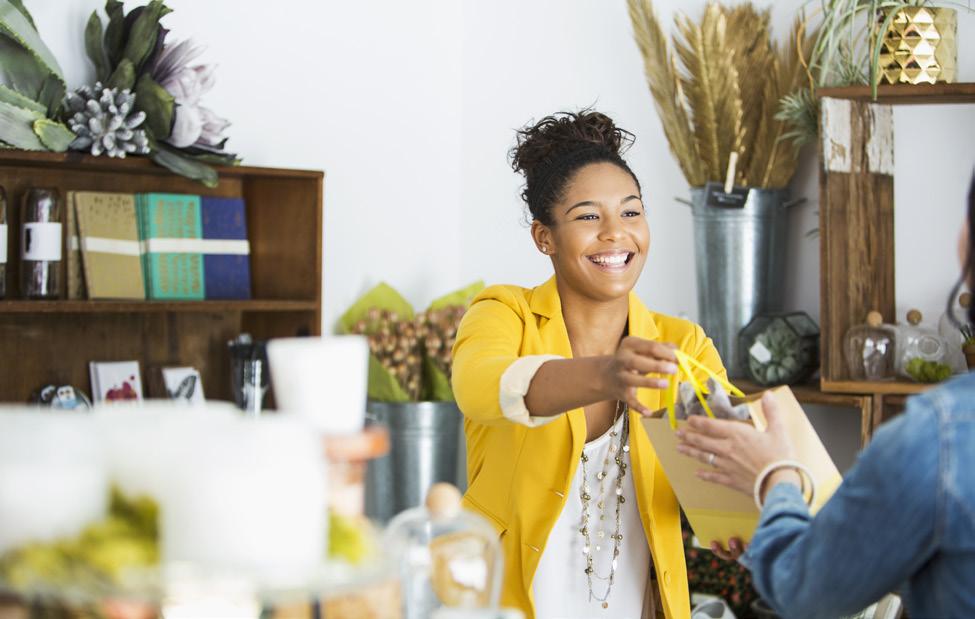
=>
[499,354,565,427]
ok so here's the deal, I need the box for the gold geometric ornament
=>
[877,7,957,85]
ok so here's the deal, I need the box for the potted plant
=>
[337,281,483,522]
[627,1,814,375]
[777,0,965,148]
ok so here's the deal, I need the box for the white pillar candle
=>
[93,401,239,500]
[267,336,369,434]
[159,414,327,587]
[0,409,108,553]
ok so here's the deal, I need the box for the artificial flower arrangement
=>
[337,281,484,402]
[0,0,235,186]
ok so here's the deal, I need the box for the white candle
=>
[267,336,369,434]
[0,409,108,553]
[159,414,327,587]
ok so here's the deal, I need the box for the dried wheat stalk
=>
[628,0,811,189]
[627,0,705,186]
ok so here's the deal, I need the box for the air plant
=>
[775,0,971,147]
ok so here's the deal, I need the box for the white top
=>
[499,356,651,619]
[531,415,649,619]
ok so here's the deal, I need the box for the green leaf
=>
[35,73,64,117]
[33,118,74,151]
[0,82,43,113]
[85,11,110,83]
[107,58,135,91]
[5,0,33,30]
[104,0,125,67]
[149,142,218,188]
[134,74,173,138]
[427,281,485,311]
[336,282,414,334]
[423,356,454,402]
[0,97,44,149]
[122,0,172,75]
[367,354,411,402]
[0,0,66,93]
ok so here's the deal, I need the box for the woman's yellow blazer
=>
[451,277,726,619]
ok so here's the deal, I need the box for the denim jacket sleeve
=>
[741,396,942,619]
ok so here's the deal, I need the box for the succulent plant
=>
[65,83,149,158]
[905,358,952,384]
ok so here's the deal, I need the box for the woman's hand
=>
[675,392,798,498]
[601,336,678,415]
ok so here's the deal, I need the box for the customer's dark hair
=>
[509,109,640,226]
[947,172,975,327]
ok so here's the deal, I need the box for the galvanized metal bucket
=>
[364,401,465,523]
[689,187,797,377]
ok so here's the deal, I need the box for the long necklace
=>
[579,400,630,609]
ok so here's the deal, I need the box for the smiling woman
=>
[450,110,728,619]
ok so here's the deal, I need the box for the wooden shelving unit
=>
[814,83,970,440]
[0,151,323,403]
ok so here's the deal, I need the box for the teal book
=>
[138,193,205,300]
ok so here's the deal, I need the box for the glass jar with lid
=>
[384,483,503,619]
[0,186,7,299]
[893,309,952,382]
[843,311,896,381]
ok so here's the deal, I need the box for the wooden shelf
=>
[0,300,318,314]
[735,379,867,408]
[820,379,930,396]
[816,82,975,105]
[0,152,323,403]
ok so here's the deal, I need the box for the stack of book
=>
[66,191,252,300]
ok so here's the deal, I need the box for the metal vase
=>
[690,187,792,377]
[365,400,464,523]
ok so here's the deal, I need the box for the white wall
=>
[28,1,975,466]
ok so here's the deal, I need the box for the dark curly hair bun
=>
[510,110,638,224]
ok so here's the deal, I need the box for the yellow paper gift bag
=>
[641,351,843,544]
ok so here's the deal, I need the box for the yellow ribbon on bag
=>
[662,350,745,429]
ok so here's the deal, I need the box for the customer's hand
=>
[602,337,678,416]
[709,537,747,562]
[675,392,798,498]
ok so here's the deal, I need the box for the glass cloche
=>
[844,311,896,381]
[738,312,819,386]
[384,483,503,619]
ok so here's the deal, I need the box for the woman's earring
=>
[541,246,550,255]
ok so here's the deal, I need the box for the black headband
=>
[526,144,624,215]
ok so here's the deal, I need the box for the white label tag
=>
[21,222,62,261]
[0,224,7,264]
[749,340,772,364]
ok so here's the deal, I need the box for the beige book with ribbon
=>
[641,351,842,545]
[75,192,145,299]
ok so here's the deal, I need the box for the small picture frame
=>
[89,360,143,404]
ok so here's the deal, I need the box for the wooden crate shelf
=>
[0,152,323,403]
[816,82,975,105]
[820,379,930,396]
